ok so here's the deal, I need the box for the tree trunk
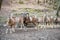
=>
[0,0,3,10]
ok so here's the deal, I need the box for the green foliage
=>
[12,10,16,12]
[53,0,60,9]
[25,0,29,1]
[19,1,24,4]
[12,8,53,17]
[0,16,7,23]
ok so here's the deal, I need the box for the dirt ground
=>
[0,25,60,40]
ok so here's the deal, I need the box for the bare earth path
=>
[0,25,60,40]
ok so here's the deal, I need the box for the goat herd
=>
[4,13,60,33]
